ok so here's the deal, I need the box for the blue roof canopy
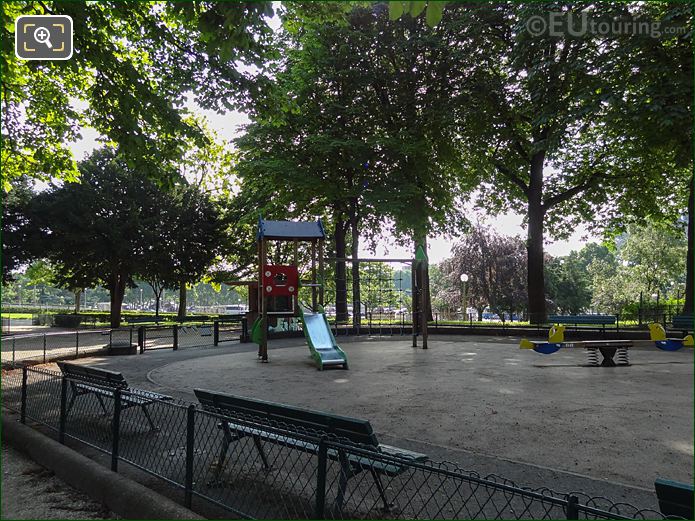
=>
[257,217,326,241]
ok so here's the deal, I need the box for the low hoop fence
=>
[138,318,248,352]
[1,365,676,520]
[1,329,117,367]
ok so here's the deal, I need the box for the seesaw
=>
[520,323,693,367]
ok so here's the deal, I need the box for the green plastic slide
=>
[299,307,348,370]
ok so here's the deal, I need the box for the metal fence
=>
[138,319,248,352]
[1,366,674,520]
[1,329,118,366]
[214,318,249,345]
[428,308,690,333]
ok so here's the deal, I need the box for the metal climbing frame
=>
[323,253,429,349]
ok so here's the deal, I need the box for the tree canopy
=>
[24,148,224,327]
[1,1,275,190]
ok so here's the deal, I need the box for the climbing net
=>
[322,259,415,336]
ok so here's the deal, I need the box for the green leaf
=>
[425,2,445,27]
[389,2,405,21]
[410,1,427,18]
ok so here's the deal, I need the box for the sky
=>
[69,103,599,264]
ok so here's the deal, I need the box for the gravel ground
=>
[1,444,116,520]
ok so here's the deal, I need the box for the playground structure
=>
[249,217,349,369]
[520,323,694,366]
[238,217,429,368]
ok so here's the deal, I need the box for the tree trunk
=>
[527,152,547,324]
[335,218,349,323]
[74,289,81,313]
[350,211,361,328]
[155,290,161,318]
[684,175,694,314]
[109,274,126,328]
[415,236,433,322]
[177,282,187,321]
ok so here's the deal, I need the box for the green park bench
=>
[654,478,693,519]
[58,362,172,431]
[548,314,616,335]
[195,389,428,511]
[672,314,693,334]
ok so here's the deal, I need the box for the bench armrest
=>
[379,444,428,462]
[126,389,173,401]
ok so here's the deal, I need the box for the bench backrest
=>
[672,314,693,329]
[57,362,128,389]
[195,388,380,447]
[548,314,615,324]
[654,478,694,519]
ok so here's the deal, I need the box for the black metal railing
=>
[1,329,118,366]
[1,365,675,520]
[428,308,688,333]
[213,317,249,345]
[137,319,248,352]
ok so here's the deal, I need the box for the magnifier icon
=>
[33,26,52,48]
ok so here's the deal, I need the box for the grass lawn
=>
[1,313,33,319]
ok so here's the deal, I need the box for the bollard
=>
[59,377,68,443]
[566,495,579,519]
[111,388,121,472]
[314,438,328,518]
[20,366,28,423]
[184,404,196,508]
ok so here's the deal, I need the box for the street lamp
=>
[459,273,468,321]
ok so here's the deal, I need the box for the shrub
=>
[54,314,83,328]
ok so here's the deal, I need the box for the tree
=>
[438,225,527,320]
[235,4,473,323]
[1,1,275,189]
[234,5,394,325]
[2,177,34,282]
[29,148,163,327]
[446,2,692,322]
[617,222,686,297]
[29,148,225,326]
[545,254,592,315]
[545,242,616,315]
[589,222,686,313]
[165,186,226,321]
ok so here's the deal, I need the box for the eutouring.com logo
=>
[525,12,689,39]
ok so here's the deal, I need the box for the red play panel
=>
[262,265,299,296]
